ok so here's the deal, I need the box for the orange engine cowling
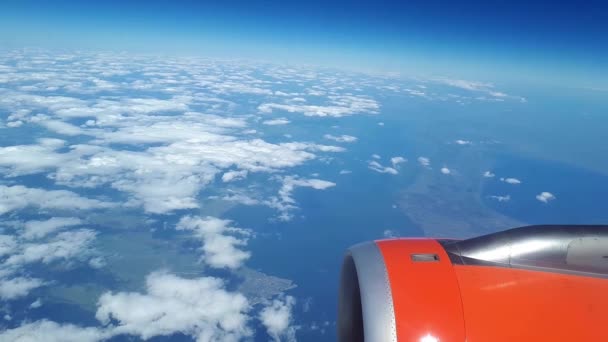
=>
[338,225,608,342]
[337,239,465,342]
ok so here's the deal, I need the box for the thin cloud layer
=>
[323,134,358,143]
[417,156,431,167]
[490,195,511,202]
[0,185,114,216]
[269,176,336,221]
[258,95,379,117]
[0,320,108,342]
[22,217,83,240]
[262,118,291,126]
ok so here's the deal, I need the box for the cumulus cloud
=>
[536,192,556,203]
[417,157,430,167]
[0,185,114,216]
[96,271,251,341]
[262,118,290,126]
[500,177,521,184]
[323,134,357,143]
[440,167,451,175]
[176,216,251,269]
[483,171,495,178]
[455,139,472,145]
[260,295,297,342]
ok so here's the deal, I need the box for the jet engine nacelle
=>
[338,225,608,342]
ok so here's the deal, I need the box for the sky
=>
[1,0,607,89]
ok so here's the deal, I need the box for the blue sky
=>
[1,0,606,86]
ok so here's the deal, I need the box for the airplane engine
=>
[338,225,608,342]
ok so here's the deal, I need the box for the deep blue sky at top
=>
[0,0,606,87]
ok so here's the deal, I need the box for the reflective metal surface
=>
[442,225,608,277]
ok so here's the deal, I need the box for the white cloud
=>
[260,295,297,342]
[536,192,556,203]
[371,154,381,159]
[0,235,17,257]
[0,276,45,300]
[0,220,98,301]
[390,156,407,167]
[0,139,71,176]
[39,120,85,136]
[30,298,43,308]
[490,195,511,202]
[383,230,397,238]
[22,217,83,240]
[267,176,336,221]
[0,54,358,221]
[455,139,472,145]
[323,134,357,143]
[222,170,249,183]
[96,271,251,341]
[6,120,23,128]
[500,177,521,185]
[258,95,379,117]
[5,229,97,266]
[0,137,340,221]
[436,78,494,92]
[377,122,385,126]
[0,137,339,215]
[339,170,352,175]
[0,320,107,342]
[176,216,251,269]
[483,171,495,178]
[440,167,451,175]
[417,157,431,167]
[368,161,398,175]
[262,118,290,126]
[0,185,115,216]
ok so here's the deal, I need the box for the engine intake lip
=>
[337,242,397,342]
